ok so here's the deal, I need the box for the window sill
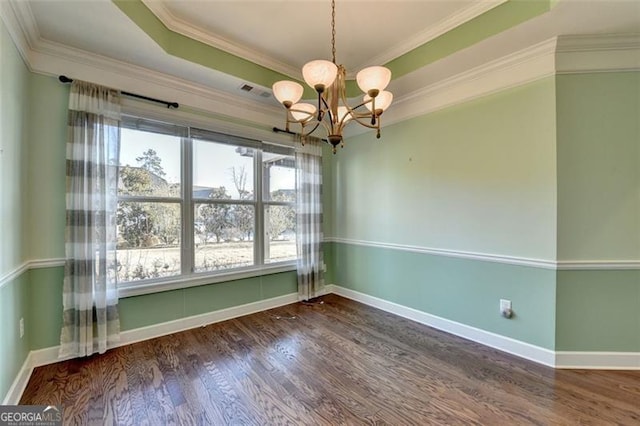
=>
[118,262,297,298]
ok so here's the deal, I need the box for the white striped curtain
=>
[59,81,121,358]
[295,137,325,300]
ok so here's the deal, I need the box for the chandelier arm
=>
[287,106,318,124]
[317,93,324,121]
[319,95,337,131]
[320,95,332,114]
[299,120,325,140]
[349,100,372,111]
[316,118,334,136]
[345,115,381,130]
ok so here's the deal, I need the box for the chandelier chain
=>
[331,0,336,64]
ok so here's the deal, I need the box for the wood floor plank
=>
[21,294,640,425]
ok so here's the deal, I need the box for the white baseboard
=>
[1,353,33,405]
[555,351,640,370]
[329,285,557,367]
[5,287,639,404]
[117,292,299,348]
[330,285,640,370]
[2,292,298,404]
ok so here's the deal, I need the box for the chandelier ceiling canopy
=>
[272,0,393,153]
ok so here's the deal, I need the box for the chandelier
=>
[272,0,393,153]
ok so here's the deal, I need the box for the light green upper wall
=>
[332,77,557,261]
[556,72,640,261]
[0,18,30,274]
[27,74,68,260]
[0,18,31,403]
[322,144,335,239]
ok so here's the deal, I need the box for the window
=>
[116,116,296,293]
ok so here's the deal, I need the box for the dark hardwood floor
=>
[21,294,640,425]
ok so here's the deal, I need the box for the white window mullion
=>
[181,134,194,275]
[255,149,264,266]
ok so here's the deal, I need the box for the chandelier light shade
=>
[290,103,316,122]
[272,0,393,153]
[356,66,392,95]
[364,90,393,114]
[302,60,338,91]
[272,80,304,107]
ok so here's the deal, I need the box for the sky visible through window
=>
[119,129,294,198]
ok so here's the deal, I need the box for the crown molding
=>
[555,34,640,74]
[141,0,507,78]
[0,0,37,69]
[1,2,282,127]
[3,0,639,136]
[141,0,300,79]
[360,0,508,70]
[26,37,283,128]
[557,33,640,52]
[377,37,557,130]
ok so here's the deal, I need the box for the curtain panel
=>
[60,81,122,358]
[295,137,325,300]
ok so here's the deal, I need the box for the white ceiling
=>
[8,0,640,108]
[149,0,482,72]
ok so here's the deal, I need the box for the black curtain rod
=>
[272,127,328,143]
[58,75,179,109]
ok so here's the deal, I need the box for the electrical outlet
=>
[19,317,24,338]
[500,299,513,319]
[500,299,511,312]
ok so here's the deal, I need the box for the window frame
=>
[116,114,297,298]
[261,152,297,264]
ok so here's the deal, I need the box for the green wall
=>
[0,45,300,402]
[329,78,559,348]
[556,72,640,261]
[0,19,31,402]
[556,270,640,352]
[18,74,300,352]
[27,74,68,261]
[27,267,297,350]
[554,72,640,351]
[0,273,30,402]
[333,243,556,348]
[332,78,558,260]
[330,72,639,352]
[0,17,30,273]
